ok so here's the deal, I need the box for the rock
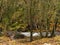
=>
[14,34,25,39]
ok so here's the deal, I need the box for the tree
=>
[1,0,20,34]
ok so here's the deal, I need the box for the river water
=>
[20,32,60,37]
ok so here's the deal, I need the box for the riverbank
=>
[0,35,60,45]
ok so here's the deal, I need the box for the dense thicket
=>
[0,0,60,41]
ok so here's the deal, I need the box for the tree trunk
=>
[51,18,58,37]
[30,31,33,42]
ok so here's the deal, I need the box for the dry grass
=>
[0,35,60,45]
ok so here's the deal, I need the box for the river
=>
[20,31,60,37]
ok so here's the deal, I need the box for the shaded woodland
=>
[0,0,60,42]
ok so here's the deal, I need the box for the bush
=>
[0,27,3,36]
[0,33,3,36]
